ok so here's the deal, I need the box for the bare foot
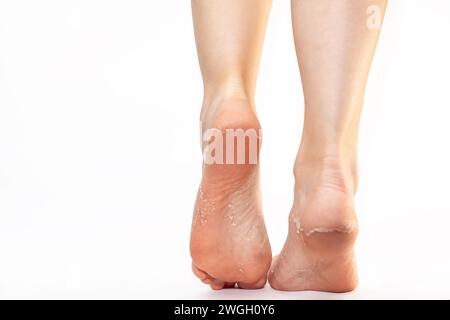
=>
[269,155,359,292]
[190,97,272,290]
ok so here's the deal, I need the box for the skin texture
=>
[190,0,387,292]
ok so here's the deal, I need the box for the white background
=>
[0,0,449,299]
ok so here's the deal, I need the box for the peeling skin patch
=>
[290,216,358,237]
[301,224,358,237]
[227,212,237,226]
[192,189,217,228]
[226,200,239,226]
[239,268,245,274]
[292,217,302,234]
[198,199,216,218]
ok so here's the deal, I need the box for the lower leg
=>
[295,0,387,189]
[192,0,272,122]
[269,0,387,292]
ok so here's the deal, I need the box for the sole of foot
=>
[190,97,272,290]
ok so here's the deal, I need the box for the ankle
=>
[201,80,255,119]
[200,95,257,131]
[294,148,359,194]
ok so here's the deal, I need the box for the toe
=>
[237,276,267,289]
[192,263,217,286]
[192,263,209,281]
[210,279,226,290]
[192,263,238,290]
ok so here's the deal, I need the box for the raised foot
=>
[190,98,272,290]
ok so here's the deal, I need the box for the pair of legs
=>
[190,0,387,292]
